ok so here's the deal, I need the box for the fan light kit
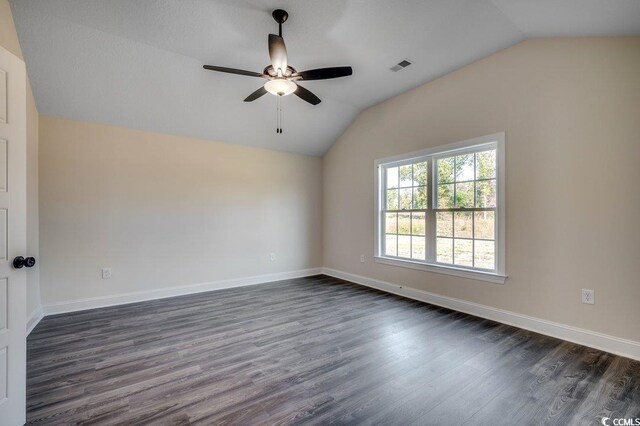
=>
[264,78,297,97]
[204,9,353,134]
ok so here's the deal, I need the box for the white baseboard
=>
[42,268,323,316]
[322,267,640,361]
[36,266,640,361]
[27,305,44,335]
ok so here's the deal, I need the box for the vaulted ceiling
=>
[11,0,640,156]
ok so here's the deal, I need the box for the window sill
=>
[374,256,507,284]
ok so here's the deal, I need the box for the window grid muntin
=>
[380,142,498,272]
[433,149,497,270]
[383,161,428,261]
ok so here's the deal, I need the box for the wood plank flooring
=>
[27,275,640,425]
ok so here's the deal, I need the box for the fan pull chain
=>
[276,96,283,134]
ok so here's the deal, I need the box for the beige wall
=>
[1,0,41,318]
[6,5,639,348]
[323,38,640,342]
[39,116,322,304]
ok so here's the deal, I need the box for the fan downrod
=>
[272,9,288,36]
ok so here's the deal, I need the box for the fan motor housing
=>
[263,65,297,78]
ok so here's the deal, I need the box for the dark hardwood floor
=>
[27,275,640,425]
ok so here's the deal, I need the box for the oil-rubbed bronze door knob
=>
[13,256,36,269]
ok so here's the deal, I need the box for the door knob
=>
[13,256,36,269]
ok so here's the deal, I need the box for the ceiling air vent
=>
[390,59,412,72]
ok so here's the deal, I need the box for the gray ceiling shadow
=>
[209,0,354,65]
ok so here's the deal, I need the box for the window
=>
[383,161,428,260]
[375,133,506,283]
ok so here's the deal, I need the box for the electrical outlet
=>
[102,268,112,279]
[270,253,276,262]
[360,254,365,263]
[581,288,594,304]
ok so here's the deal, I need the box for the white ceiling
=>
[10,0,640,156]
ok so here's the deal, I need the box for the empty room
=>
[1,0,639,424]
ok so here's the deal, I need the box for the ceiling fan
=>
[203,9,353,133]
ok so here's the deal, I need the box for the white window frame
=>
[374,133,506,284]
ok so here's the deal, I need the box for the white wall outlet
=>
[581,288,594,304]
[360,254,365,263]
[270,253,276,262]
[102,268,112,279]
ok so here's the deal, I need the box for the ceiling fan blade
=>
[268,34,288,75]
[294,84,321,105]
[244,86,268,102]
[203,65,264,78]
[296,66,353,81]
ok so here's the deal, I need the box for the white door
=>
[0,46,28,426]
